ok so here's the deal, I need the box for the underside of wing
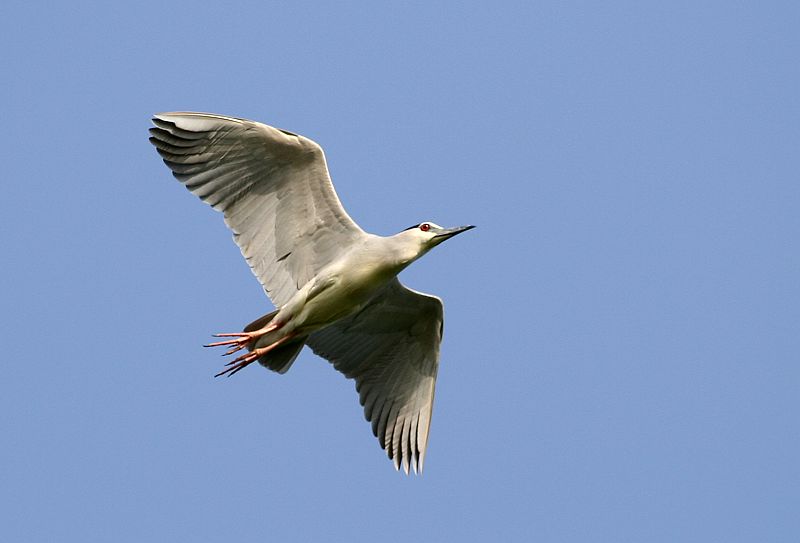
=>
[306,279,444,474]
[149,112,366,307]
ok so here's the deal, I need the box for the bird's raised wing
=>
[149,112,366,307]
[306,279,443,474]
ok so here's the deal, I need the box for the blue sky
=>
[2,2,798,541]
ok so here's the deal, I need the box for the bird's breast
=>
[291,258,399,332]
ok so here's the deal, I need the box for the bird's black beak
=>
[433,225,476,240]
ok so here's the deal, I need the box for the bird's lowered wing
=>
[307,279,443,474]
[149,112,366,307]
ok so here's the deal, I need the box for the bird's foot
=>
[204,332,258,355]
[213,334,295,378]
[214,349,261,378]
[203,322,282,355]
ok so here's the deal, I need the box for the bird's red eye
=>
[419,223,430,232]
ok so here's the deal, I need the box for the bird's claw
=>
[211,333,295,378]
[205,332,259,375]
[204,321,282,352]
[203,332,255,352]
[214,350,260,378]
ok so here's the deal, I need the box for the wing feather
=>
[149,112,366,306]
[307,279,444,474]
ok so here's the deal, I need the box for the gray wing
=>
[306,279,444,474]
[149,112,366,307]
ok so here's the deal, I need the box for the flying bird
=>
[149,112,474,474]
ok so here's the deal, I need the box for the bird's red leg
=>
[214,334,296,378]
[203,321,283,354]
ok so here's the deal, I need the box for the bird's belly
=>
[292,265,395,332]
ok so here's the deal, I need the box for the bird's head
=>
[394,221,475,262]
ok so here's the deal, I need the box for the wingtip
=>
[151,112,192,126]
[150,112,249,134]
[151,112,173,123]
[390,453,423,475]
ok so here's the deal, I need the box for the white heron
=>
[149,112,474,474]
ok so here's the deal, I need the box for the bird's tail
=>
[244,310,307,374]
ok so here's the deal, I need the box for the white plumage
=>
[150,112,473,474]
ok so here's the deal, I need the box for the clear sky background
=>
[2,2,798,541]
